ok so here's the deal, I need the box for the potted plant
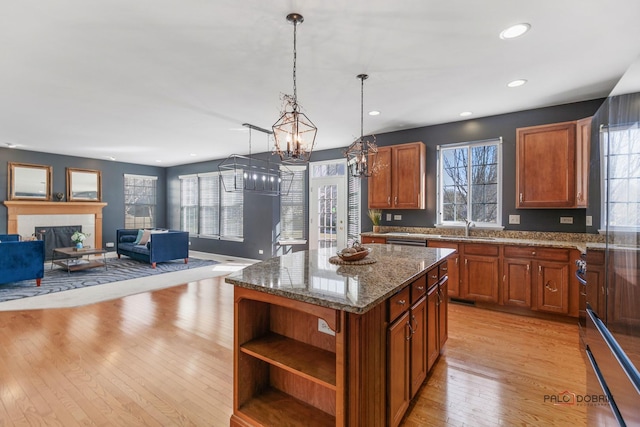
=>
[367,209,382,233]
[71,231,89,250]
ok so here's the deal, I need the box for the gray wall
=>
[1,98,605,261]
[0,149,166,246]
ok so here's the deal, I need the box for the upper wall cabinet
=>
[368,141,426,209]
[515,119,590,209]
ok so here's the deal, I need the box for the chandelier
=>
[218,123,294,196]
[345,73,378,177]
[272,13,317,164]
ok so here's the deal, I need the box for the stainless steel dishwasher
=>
[385,239,426,247]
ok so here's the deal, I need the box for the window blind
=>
[280,166,307,241]
[179,175,198,234]
[198,173,220,237]
[220,171,244,240]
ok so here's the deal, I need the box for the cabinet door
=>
[462,255,500,303]
[428,241,459,297]
[388,311,411,427]
[361,235,386,244]
[575,117,592,208]
[503,258,532,307]
[534,261,570,314]
[368,146,392,208]
[516,121,577,208]
[426,285,439,372]
[393,143,425,209]
[438,279,448,350]
[409,296,427,398]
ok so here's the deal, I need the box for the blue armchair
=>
[0,238,45,286]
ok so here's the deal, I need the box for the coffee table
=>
[51,247,108,274]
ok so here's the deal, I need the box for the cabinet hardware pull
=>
[410,314,418,333]
[394,196,398,205]
[397,299,406,305]
[465,259,468,266]
[455,258,459,265]
[503,275,506,282]
[527,264,530,272]
[387,196,391,206]
[532,251,536,256]
[437,289,443,304]
[431,275,438,279]
[545,283,558,293]
[406,322,413,341]
[415,286,424,290]
[520,193,523,203]
[442,266,448,272]
[538,265,542,274]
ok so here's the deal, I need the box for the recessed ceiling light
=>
[106,156,116,161]
[507,79,528,88]
[5,143,17,148]
[190,153,197,157]
[460,111,473,117]
[156,160,162,163]
[368,110,380,116]
[500,23,531,40]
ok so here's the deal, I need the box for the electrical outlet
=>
[393,214,402,221]
[386,213,392,221]
[318,319,335,336]
[509,215,520,224]
[105,242,114,248]
[560,216,574,224]
[258,249,264,254]
[586,216,593,227]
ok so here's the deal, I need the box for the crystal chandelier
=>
[272,13,317,164]
[345,74,378,177]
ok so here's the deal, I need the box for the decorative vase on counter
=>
[373,226,380,233]
[76,242,83,250]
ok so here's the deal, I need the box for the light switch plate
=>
[386,214,392,221]
[586,216,593,226]
[393,215,402,221]
[560,216,574,224]
[509,215,520,224]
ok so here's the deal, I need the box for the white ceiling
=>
[2,1,640,167]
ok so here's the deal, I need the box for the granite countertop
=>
[362,228,609,253]
[225,245,455,314]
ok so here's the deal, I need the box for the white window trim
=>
[435,137,503,229]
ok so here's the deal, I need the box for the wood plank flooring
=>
[0,277,587,426]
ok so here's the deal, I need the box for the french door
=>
[309,160,348,251]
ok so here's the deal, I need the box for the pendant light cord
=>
[292,20,298,110]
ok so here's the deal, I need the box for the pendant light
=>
[218,123,294,196]
[345,73,378,178]
[272,13,317,164]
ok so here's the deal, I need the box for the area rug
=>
[0,257,218,303]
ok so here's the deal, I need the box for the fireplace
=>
[36,225,82,260]
[3,201,107,249]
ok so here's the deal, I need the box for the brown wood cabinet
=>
[427,240,459,297]
[534,260,571,314]
[503,257,532,308]
[361,235,386,244]
[461,243,500,303]
[368,142,425,209]
[575,117,592,208]
[608,250,640,328]
[388,310,410,427]
[516,121,577,208]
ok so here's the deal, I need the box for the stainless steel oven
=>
[386,239,427,247]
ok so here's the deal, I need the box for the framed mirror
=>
[8,162,53,200]
[66,168,102,201]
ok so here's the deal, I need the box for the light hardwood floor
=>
[0,277,587,426]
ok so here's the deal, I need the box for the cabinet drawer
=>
[362,236,386,244]
[389,286,411,322]
[427,240,459,250]
[586,250,604,265]
[504,246,570,261]
[426,267,439,288]
[439,262,448,280]
[463,243,499,256]
[410,275,427,304]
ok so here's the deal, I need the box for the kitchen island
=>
[225,244,455,427]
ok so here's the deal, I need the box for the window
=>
[437,138,502,226]
[178,171,243,240]
[347,172,361,245]
[124,174,157,228]
[280,166,307,243]
[601,123,640,229]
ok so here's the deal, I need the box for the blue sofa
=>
[0,235,45,286]
[116,229,189,268]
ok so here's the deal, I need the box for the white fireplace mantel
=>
[4,201,107,248]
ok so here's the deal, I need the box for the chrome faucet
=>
[464,219,474,237]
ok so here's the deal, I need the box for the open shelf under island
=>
[225,244,455,427]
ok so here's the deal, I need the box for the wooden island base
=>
[226,247,452,427]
